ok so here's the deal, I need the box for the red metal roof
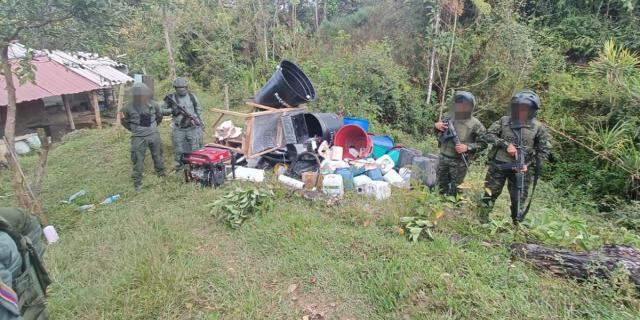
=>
[0,57,101,106]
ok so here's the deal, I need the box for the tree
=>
[1,0,135,209]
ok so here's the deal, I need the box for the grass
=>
[2,122,640,319]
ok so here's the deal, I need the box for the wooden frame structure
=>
[209,101,307,158]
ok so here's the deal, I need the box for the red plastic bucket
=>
[333,125,373,160]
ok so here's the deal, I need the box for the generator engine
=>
[183,146,234,187]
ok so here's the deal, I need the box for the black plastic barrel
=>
[254,60,316,108]
[304,113,342,143]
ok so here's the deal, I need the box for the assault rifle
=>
[166,95,203,128]
[496,128,527,224]
[438,119,469,167]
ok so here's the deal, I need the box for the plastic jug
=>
[353,175,373,194]
[375,155,395,174]
[366,168,384,181]
[322,174,344,198]
[335,168,355,191]
[384,170,405,188]
[365,181,391,200]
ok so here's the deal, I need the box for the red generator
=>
[183,146,235,187]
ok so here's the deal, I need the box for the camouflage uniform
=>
[0,211,50,320]
[480,91,552,223]
[437,117,487,195]
[0,231,21,320]
[0,208,44,260]
[121,83,166,190]
[436,91,487,196]
[161,78,204,170]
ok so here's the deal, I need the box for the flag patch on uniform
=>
[0,282,18,307]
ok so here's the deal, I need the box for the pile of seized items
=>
[182,60,439,199]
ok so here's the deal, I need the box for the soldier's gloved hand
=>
[455,144,469,154]
[507,144,517,157]
[435,121,448,132]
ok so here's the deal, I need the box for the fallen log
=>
[511,243,640,290]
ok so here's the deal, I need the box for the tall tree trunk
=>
[323,0,327,21]
[272,0,279,60]
[162,8,177,80]
[257,0,269,63]
[30,128,50,195]
[1,44,30,208]
[439,13,458,120]
[314,0,320,31]
[426,4,441,107]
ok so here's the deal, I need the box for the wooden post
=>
[224,83,230,110]
[89,91,102,129]
[61,94,76,131]
[115,84,126,126]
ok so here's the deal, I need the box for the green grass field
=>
[2,124,639,319]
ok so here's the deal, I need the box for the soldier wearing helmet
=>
[479,90,552,224]
[121,82,166,191]
[434,91,488,196]
[161,77,204,171]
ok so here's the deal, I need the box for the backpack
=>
[0,218,50,319]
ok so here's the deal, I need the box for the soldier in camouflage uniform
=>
[435,91,487,196]
[121,83,166,191]
[161,78,204,171]
[480,90,552,224]
[1,208,50,320]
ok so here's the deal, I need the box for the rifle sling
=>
[521,156,542,221]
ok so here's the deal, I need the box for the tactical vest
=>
[167,93,201,128]
[0,218,50,320]
[489,116,542,164]
[440,117,481,159]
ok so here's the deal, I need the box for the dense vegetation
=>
[13,1,639,206]
[3,1,640,318]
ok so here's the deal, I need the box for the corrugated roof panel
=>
[7,43,133,87]
[0,57,101,105]
[48,50,133,87]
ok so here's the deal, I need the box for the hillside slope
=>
[1,126,639,319]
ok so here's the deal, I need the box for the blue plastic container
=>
[336,168,355,191]
[343,117,369,132]
[366,168,384,181]
[370,135,394,159]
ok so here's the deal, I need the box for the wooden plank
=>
[244,116,255,156]
[248,146,280,159]
[212,113,225,130]
[224,83,230,110]
[205,142,243,154]
[61,94,76,131]
[115,84,125,126]
[246,101,277,111]
[250,106,307,117]
[210,108,253,118]
[89,91,102,129]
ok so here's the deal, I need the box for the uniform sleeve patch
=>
[0,281,18,308]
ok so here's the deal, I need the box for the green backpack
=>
[0,218,51,320]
